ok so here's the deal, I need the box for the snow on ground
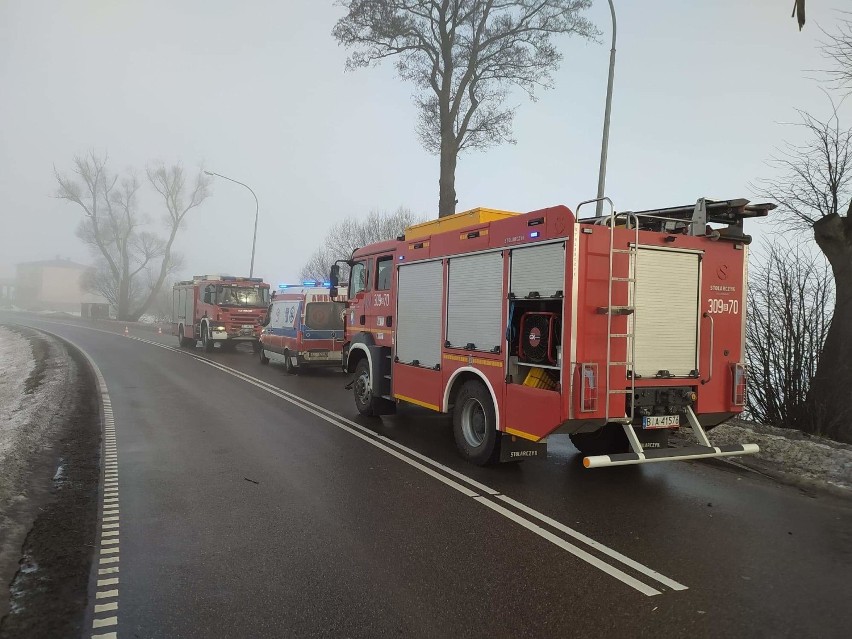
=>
[673,418,852,494]
[0,326,36,457]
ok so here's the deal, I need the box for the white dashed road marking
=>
[49,334,124,637]
[31,320,689,601]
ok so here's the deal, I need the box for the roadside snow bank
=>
[0,326,36,456]
[674,419,852,493]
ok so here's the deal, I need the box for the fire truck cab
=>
[333,198,773,468]
[258,283,347,373]
[173,275,270,351]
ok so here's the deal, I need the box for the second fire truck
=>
[173,275,270,351]
[331,198,773,468]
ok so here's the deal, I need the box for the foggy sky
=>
[1,0,849,287]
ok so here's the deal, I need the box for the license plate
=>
[309,351,328,358]
[642,415,679,429]
[241,324,254,329]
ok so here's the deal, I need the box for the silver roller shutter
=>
[632,248,700,377]
[396,260,443,368]
[510,242,565,298]
[447,252,503,352]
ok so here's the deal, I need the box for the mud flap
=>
[499,433,547,462]
[634,428,670,450]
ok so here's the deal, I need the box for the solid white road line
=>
[131,336,685,596]
[31,321,688,599]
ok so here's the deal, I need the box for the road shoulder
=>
[0,325,101,638]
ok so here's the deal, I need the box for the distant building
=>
[14,259,109,314]
[0,277,14,309]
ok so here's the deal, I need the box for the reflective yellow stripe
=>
[442,353,503,368]
[506,427,541,442]
[394,394,440,411]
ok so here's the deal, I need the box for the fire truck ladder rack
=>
[575,198,639,425]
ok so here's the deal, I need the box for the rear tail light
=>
[580,363,598,412]
[732,363,747,406]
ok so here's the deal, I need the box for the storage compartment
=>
[632,249,700,378]
[396,260,443,368]
[446,252,503,353]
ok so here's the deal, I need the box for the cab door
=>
[366,254,395,348]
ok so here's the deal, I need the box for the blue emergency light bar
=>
[278,281,333,289]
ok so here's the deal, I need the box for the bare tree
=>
[754,101,852,443]
[822,11,852,89]
[139,162,210,317]
[333,1,597,217]
[746,239,834,433]
[55,152,209,321]
[300,207,424,282]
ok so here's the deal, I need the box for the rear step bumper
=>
[583,443,759,469]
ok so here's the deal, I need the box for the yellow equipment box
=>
[405,207,518,241]
[522,367,558,391]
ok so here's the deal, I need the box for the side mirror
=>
[329,264,340,287]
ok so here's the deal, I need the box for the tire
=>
[352,358,378,416]
[201,325,214,352]
[569,424,630,457]
[452,380,501,465]
[252,341,262,354]
[283,350,297,375]
[259,344,270,365]
[178,326,195,348]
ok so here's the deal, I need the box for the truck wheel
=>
[259,344,269,365]
[201,325,214,352]
[178,326,194,348]
[353,358,378,416]
[569,425,629,457]
[453,380,501,465]
[283,350,297,375]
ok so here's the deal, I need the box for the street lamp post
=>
[595,0,617,217]
[204,171,259,277]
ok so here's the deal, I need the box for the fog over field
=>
[1,0,846,285]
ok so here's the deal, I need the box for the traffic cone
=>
[124,325,129,336]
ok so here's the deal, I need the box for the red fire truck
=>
[172,275,270,352]
[258,283,347,373]
[331,198,773,468]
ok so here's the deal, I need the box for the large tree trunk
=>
[438,134,458,218]
[807,212,852,443]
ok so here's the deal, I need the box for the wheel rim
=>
[461,397,487,448]
[354,370,371,406]
[202,328,208,346]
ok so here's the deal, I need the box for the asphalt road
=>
[4,314,852,638]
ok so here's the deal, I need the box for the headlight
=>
[216,326,226,331]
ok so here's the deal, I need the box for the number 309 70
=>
[708,298,739,314]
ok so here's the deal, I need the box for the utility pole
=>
[204,171,260,277]
[596,0,617,217]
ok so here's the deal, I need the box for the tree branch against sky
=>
[300,207,424,282]
[333,0,597,217]
[753,98,852,443]
[55,152,210,321]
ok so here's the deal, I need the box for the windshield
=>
[216,285,270,307]
[304,302,346,330]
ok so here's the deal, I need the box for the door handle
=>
[701,312,714,385]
